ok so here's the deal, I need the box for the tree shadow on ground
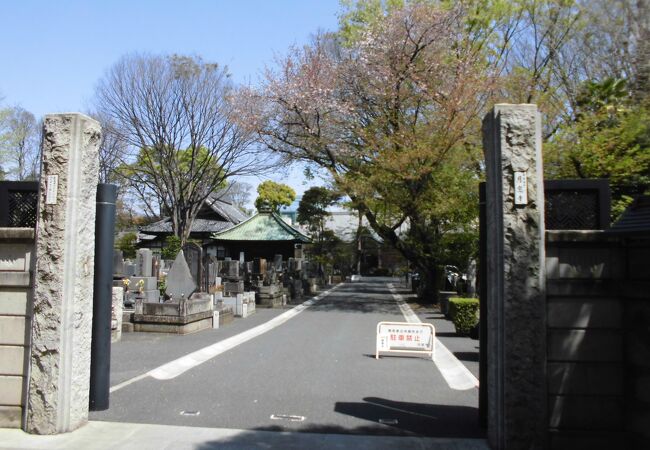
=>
[193,397,483,449]
[433,331,458,338]
[453,351,479,362]
[333,287,396,295]
[309,296,400,314]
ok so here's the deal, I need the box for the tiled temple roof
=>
[211,211,311,242]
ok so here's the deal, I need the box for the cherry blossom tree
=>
[241,3,497,299]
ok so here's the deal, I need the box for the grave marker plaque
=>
[136,248,152,277]
[166,250,198,301]
[182,243,202,288]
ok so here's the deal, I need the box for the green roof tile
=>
[211,212,311,242]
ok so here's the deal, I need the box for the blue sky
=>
[0,0,341,195]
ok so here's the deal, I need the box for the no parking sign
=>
[376,321,435,359]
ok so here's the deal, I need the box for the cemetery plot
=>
[376,321,435,359]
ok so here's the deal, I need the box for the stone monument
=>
[132,251,213,334]
[27,113,101,434]
[483,104,546,449]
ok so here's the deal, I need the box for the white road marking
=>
[110,284,341,392]
[270,414,305,422]
[378,418,399,425]
[387,283,479,391]
[109,373,148,393]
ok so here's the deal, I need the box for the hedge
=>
[449,297,479,336]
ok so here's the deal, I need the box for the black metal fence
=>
[0,181,39,228]
[544,179,611,230]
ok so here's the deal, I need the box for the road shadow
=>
[305,278,416,315]
[309,290,401,314]
[310,300,400,314]
[334,286,396,295]
[432,331,458,338]
[453,351,479,362]
[332,397,483,437]
[193,397,483,449]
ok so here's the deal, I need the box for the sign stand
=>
[376,321,435,360]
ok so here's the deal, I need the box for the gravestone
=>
[253,258,267,275]
[113,250,124,278]
[207,256,218,287]
[125,275,159,303]
[166,250,197,301]
[151,256,160,280]
[221,259,239,280]
[136,248,152,277]
[223,280,244,295]
[123,263,136,277]
[111,287,123,343]
[273,254,283,272]
[182,243,202,288]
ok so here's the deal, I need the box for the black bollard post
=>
[89,183,118,411]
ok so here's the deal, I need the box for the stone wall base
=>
[133,316,213,335]
[219,309,234,327]
[256,293,283,308]
[0,405,21,428]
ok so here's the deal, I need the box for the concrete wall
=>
[546,230,650,449]
[0,228,34,428]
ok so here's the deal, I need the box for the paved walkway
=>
[0,278,488,449]
[0,421,489,449]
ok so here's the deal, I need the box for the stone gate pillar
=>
[482,104,546,449]
[26,113,101,434]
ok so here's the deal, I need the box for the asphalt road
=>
[91,277,482,439]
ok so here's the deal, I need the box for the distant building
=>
[137,191,248,253]
[207,203,311,261]
[279,196,407,275]
[279,196,364,241]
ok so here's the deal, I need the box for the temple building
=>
[207,204,311,261]
[137,191,248,252]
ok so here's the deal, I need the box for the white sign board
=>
[376,321,435,359]
[514,171,527,205]
[45,175,58,205]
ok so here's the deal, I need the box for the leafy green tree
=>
[297,187,340,240]
[95,53,273,246]
[248,3,488,299]
[297,187,343,277]
[241,0,646,298]
[254,180,296,212]
[115,232,138,259]
[545,78,650,217]
[117,145,226,219]
[161,235,182,260]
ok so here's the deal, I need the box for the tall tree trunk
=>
[635,0,650,102]
[355,210,362,275]
[417,263,441,304]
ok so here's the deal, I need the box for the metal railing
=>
[0,181,39,228]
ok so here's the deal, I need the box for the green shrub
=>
[449,298,479,336]
[161,235,182,260]
[115,232,138,259]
